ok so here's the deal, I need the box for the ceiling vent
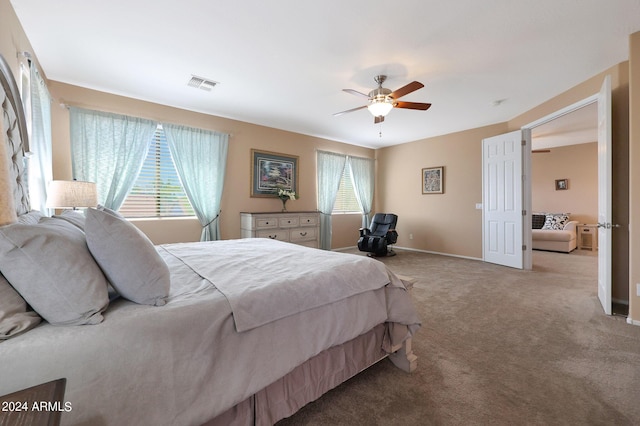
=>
[187,75,218,91]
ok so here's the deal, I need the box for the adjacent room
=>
[2,1,640,425]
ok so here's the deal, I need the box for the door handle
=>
[597,223,621,229]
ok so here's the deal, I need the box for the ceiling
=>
[531,102,598,150]
[10,0,640,149]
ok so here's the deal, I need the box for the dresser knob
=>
[269,235,277,239]
[300,232,307,236]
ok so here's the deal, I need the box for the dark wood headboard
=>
[0,53,30,216]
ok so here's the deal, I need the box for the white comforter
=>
[161,238,401,332]
[0,239,420,426]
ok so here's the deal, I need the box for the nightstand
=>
[0,378,67,426]
[576,224,598,251]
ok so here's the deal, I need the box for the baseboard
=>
[333,246,357,252]
[333,245,482,261]
[336,245,483,261]
[627,317,640,326]
[393,245,483,261]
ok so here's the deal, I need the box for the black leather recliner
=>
[357,213,398,257]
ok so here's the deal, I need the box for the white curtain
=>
[348,156,375,228]
[317,151,346,250]
[28,64,52,215]
[69,107,157,210]
[163,124,229,241]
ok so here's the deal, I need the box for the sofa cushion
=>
[532,214,546,229]
[542,213,570,230]
[532,229,574,242]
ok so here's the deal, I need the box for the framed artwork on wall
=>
[555,178,568,190]
[422,166,444,194]
[250,149,299,197]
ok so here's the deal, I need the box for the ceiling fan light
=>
[367,99,394,117]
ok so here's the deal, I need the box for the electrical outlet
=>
[409,233,414,240]
[637,283,640,297]
[475,203,483,210]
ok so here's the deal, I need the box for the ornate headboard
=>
[0,53,30,216]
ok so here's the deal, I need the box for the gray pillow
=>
[85,207,170,306]
[0,218,109,325]
[53,209,86,230]
[17,210,44,225]
[0,273,41,339]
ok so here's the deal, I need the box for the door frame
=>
[521,94,601,262]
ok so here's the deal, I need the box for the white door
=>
[482,130,528,269]
[597,75,613,315]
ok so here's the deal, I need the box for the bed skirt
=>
[205,323,387,426]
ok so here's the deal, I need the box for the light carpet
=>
[277,248,640,425]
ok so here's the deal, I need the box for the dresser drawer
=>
[255,217,279,229]
[299,215,318,227]
[279,216,299,228]
[241,212,319,248]
[256,229,289,242]
[289,227,317,243]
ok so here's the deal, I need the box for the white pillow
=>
[542,214,570,230]
[85,207,170,306]
[0,273,41,339]
[0,218,109,325]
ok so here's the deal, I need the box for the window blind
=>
[332,164,360,213]
[119,125,194,218]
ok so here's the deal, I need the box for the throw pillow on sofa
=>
[532,214,546,229]
[542,213,570,230]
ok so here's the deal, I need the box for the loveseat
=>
[531,213,578,253]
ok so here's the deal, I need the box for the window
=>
[332,165,360,213]
[119,125,194,218]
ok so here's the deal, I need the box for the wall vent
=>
[187,75,218,91]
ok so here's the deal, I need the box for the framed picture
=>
[250,149,299,197]
[422,166,444,194]
[555,179,568,191]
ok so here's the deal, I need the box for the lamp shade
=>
[367,99,394,117]
[46,180,98,209]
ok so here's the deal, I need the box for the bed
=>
[0,53,420,426]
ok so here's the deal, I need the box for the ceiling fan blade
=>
[390,81,424,100]
[342,89,370,99]
[394,101,432,111]
[374,115,384,124]
[333,105,367,116]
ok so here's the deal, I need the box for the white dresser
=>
[240,211,320,248]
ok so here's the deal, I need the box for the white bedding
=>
[161,238,401,332]
[0,239,420,426]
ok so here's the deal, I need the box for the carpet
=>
[277,249,640,425]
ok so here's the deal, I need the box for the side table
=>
[0,378,67,426]
[576,224,598,251]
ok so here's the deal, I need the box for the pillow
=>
[85,207,170,306]
[0,218,109,325]
[53,209,87,230]
[0,273,41,339]
[532,214,546,230]
[542,213,570,230]
[17,210,44,225]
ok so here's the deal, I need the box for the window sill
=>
[126,216,198,222]
[331,211,361,215]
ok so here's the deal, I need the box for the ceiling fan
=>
[333,75,432,124]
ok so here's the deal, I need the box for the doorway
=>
[522,79,621,316]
